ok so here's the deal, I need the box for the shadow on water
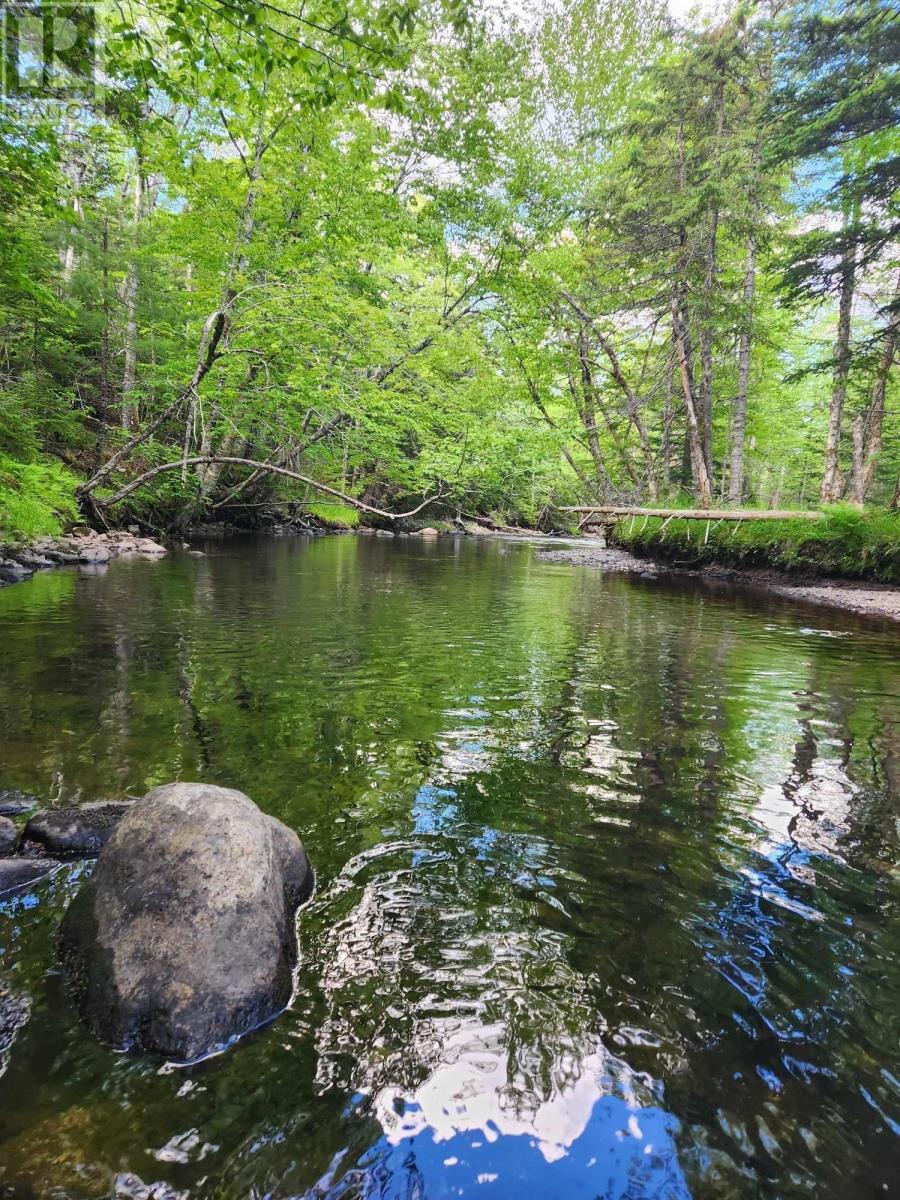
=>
[0,535,897,1198]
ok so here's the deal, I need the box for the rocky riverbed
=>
[0,529,167,585]
[538,542,900,623]
[0,791,135,898]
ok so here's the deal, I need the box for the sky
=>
[667,0,722,21]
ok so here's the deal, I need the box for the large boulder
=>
[22,802,133,857]
[59,782,313,1061]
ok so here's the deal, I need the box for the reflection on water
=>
[0,535,897,1199]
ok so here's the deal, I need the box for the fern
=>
[0,454,80,544]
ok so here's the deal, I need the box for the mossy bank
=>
[607,505,900,586]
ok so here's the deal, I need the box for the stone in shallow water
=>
[0,790,39,816]
[0,817,17,855]
[114,1174,187,1200]
[60,782,314,1061]
[0,857,62,895]
[22,802,133,857]
[0,984,30,1076]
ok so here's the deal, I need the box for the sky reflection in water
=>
[0,535,897,1199]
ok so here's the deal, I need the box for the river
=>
[0,534,897,1198]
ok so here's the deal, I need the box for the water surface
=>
[0,535,897,1198]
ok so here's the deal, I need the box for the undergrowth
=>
[305,501,360,529]
[611,504,900,584]
[0,453,80,544]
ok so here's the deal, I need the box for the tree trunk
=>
[95,215,112,468]
[560,293,657,498]
[821,235,857,502]
[671,298,712,506]
[575,333,613,490]
[850,413,865,506]
[662,348,674,492]
[578,331,641,490]
[729,139,761,503]
[121,167,143,431]
[699,79,724,485]
[516,355,592,487]
[59,117,83,284]
[671,117,710,507]
[196,109,268,491]
[858,267,900,502]
[729,230,756,503]
[79,310,228,501]
[699,204,719,483]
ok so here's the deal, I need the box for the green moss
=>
[0,454,80,544]
[611,504,900,584]
[305,501,360,528]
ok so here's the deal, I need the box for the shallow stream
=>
[0,535,897,1198]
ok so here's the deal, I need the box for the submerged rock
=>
[0,817,17,855]
[114,1174,188,1200]
[0,857,62,895]
[59,782,314,1061]
[0,984,30,1074]
[0,790,39,816]
[8,548,55,569]
[0,558,33,584]
[22,802,132,857]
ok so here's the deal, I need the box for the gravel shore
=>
[538,542,900,624]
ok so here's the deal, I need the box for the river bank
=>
[538,542,900,623]
[0,529,168,585]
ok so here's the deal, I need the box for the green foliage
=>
[0,0,896,551]
[613,505,900,583]
[0,454,80,543]
[306,502,360,528]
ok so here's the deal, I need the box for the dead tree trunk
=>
[729,140,761,502]
[662,348,674,492]
[699,80,725,485]
[573,336,612,490]
[513,354,592,487]
[59,116,83,285]
[854,268,900,503]
[560,293,657,498]
[671,118,711,508]
[121,165,143,431]
[578,331,641,490]
[821,234,857,502]
[195,111,268,493]
[671,298,712,506]
[78,309,228,504]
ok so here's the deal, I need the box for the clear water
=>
[0,534,897,1199]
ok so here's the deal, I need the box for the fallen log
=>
[558,506,824,521]
[93,455,444,521]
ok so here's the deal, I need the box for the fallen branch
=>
[211,411,353,510]
[79,310,229,499]
[94,455,444,521]
[558,505,824,521]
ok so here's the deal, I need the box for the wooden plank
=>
[557,505,824,521]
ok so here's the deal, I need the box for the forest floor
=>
[537,541,900,623]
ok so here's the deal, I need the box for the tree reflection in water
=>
[0,537,896,1198]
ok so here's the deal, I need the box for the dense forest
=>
[0,0,897,541]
